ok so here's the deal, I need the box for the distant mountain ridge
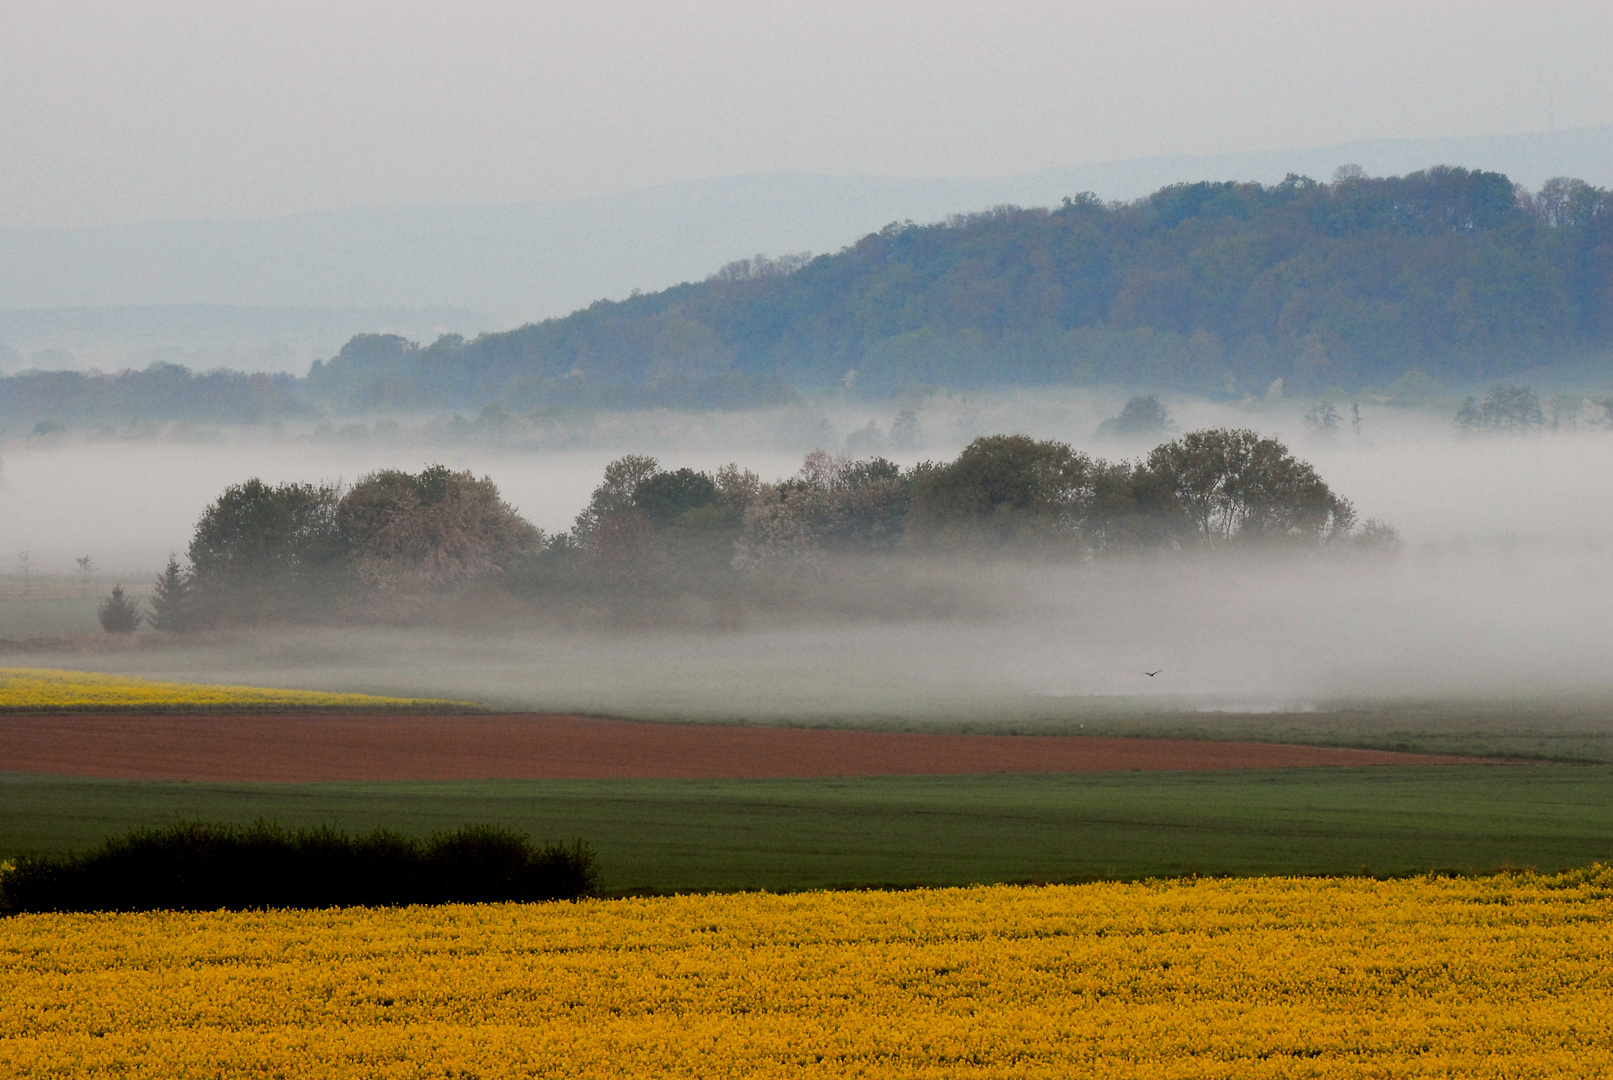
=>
[2,127,1609,326]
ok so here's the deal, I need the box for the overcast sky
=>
[2,1,1610,229]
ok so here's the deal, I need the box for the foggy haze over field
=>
[20,544,1609,716]
[5,395,1613,715]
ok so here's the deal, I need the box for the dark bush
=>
[0,821,598,913]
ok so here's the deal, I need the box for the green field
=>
[1006,702,1613,763]
[3,765,1609,893]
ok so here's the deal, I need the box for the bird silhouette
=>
[1143,670,1161,677]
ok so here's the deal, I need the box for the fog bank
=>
[4,393,1612,714]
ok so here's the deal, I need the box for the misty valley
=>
[10,8,1613,1075]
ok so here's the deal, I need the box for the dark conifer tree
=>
[147,555,193,633]
[96,585,142,634]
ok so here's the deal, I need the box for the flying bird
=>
[1143,670,1162,677]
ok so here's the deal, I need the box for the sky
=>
[2,1,1611,229]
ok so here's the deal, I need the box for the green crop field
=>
[3,765,1609,893]
[849,701,1613,764]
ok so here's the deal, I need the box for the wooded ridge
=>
[5,166,1610,426]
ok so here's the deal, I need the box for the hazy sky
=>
[3,1,1611,228]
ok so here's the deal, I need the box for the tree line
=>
[104,429,1394,631]
[0,363,306,429]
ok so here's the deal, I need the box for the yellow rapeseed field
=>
[3,870,1612,1077]
[0,667,465,711]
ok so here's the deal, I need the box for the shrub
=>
[0,822,599,913]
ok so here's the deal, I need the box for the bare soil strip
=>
[0,712,1490,782]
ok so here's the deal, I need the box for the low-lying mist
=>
[14,547,1608,713]
[4,389,1613,720]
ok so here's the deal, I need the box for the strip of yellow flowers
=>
[0,667,466,710]
[3,869,1612,1077]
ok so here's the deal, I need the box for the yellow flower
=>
[0,667,465,711]
[2,870,1611,1077]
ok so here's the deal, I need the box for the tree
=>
[1480,385,1545,432]
[147,555,194,632]
[1546,393,1584,430]
[732,453,846,574]
[627,467,760,583]
[1304,401,1341,437]
[831,458,916,552]
[338,465,542,591]
[576,507,671,588]
[1097,396,1171,438]
[97,585,142,633]
[1455,384,1545,434]
[632,469,719,530]
[1593,397,1613,430]
[907,435,1094,548]
[1143,429,1354,547]
[1349,518,1402,555]
[572,455,660,544]
[187,478,346,623]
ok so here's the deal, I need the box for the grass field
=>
[4,765,1609,892]
[6,872,1612,1077]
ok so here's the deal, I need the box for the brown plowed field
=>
[0,712,1486,782]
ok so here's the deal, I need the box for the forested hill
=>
[4,167,1612,428]
[303,167,1612,408]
